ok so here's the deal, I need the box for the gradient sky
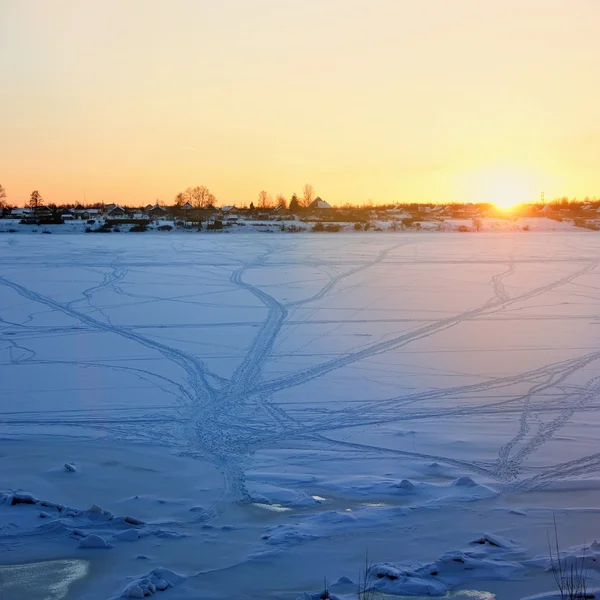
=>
[1,0,599,207]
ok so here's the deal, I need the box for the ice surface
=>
[2,232,600,599]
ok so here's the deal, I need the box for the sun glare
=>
[460,167,540,210]
[485,180,529,210]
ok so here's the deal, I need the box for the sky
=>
[1,0,599,207]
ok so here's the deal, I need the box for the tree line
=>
[1,182,599,211]
[0,183,319,211]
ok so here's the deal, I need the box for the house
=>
[10,208,30,218]
[72,204,87,218]
[107,205,127,218]
[387,206,411,218]
[307,197,333,210]
[146,204,167,219]
[62,211,74,220]
[33,206,53,218]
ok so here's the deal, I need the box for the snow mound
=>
[469,533,522,553]
[366,536,525,596]
[303,475,496,506]
[246,481,320,508]
[119,567,185,598]
[520,591,599,600]
[113,528,140,541]
[262,506,409,547]
[527,540,600,572]
[0,490,175,551]
[79,534,112,549]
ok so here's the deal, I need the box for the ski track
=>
[1,235,599,520]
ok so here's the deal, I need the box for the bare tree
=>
[257,190,272,209]
[302,183,315,207]
[177,186,216,208]
[275,194,287,209]
[0,184,6,203]
[29,190,42,209]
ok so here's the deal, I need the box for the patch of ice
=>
[64,462,77,472]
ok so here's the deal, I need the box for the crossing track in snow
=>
[1,233,600,516]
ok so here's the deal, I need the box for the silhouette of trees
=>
[302,183,315,207]
[0,184,6,203]
[275,194,287,209]
[176,186,216,208]
[29,190,42,209]
[257,190,272,209]
[289,194,301,212]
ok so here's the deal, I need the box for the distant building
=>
[387,206,411,218]
[307,197,333,210]
[107,205,127,218]
[147,204,167,219]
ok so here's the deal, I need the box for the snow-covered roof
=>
[308,197,332,210]
[181,202,194,210]
[221,205,235,212]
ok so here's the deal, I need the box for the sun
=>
[476,168,538,209]
[485,180,528,210]
[456,166,540,209]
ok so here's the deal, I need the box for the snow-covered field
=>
[1,232,600,600]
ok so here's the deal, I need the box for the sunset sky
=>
[1,0,599,207]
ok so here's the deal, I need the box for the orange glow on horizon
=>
[0,1,598,207]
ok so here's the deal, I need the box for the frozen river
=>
[1,232,600,599]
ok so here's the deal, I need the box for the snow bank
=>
[366,534,524,596]
[527,539,600,572]
[261,506,410,547]
[0,490,173,550]
[118,567,184,598]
